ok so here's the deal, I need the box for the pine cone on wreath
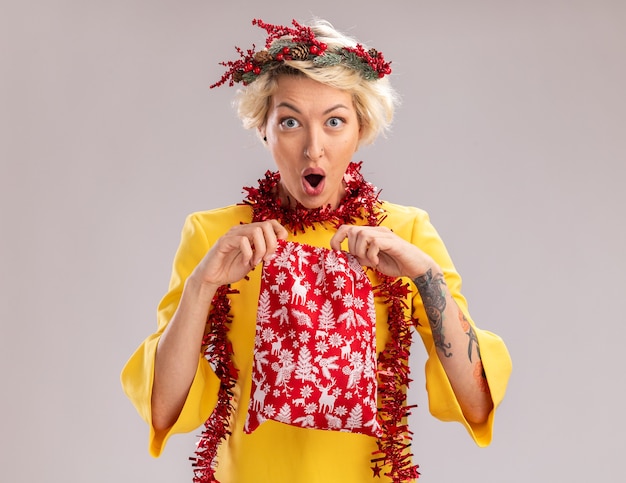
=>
[289,44,310,60]
[254,50,273,64]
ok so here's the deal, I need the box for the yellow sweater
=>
[121,201,512,482]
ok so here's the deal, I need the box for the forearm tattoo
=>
[413,268,452,357]
[466,322,480,362]
[414,269,490,392]
[459,310,490,392]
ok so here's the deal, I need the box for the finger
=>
[349,228,369,257]
[214,233,254,272]
[364,239,381,268]
[329,225,350,251]
[351,232,381,268]
[236,236,254,267]
[248,226,269,266]
[261,220,289,261]
[268,219,289,240]
[257,223,278,262]
[247,220,288,265]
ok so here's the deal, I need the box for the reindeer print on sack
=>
[245,240,381,437]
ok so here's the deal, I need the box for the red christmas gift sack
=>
[245,240,381,437]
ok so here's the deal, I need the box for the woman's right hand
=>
[190,219,289,288]
[151,219,288,431]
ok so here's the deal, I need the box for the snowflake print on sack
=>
[245,239,381,437]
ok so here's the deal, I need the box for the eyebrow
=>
[275,102,350,115]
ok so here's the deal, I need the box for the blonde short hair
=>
[234,20,400,147]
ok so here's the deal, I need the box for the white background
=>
[1,0,625,481]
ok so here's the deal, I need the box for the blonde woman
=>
[121,18,511,483]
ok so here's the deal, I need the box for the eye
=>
[326,117,345,128]
[280,117,300,129]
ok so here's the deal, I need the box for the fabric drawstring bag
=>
[245,239,381,437]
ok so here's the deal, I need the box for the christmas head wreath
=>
[210,19,392,88]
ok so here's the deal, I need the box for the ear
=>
[258,127,267,143]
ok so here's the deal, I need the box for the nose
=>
[304,127,324,160]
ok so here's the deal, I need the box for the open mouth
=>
[304,174,324,188]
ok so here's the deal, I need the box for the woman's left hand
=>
[330,225,435,279]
